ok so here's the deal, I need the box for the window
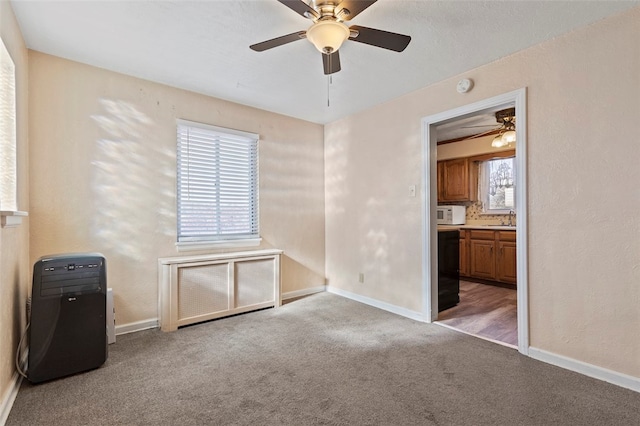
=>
[176,120,259,248]
[479,157,515,212]
[0,38,17,212]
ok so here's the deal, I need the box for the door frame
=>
[420,88,529,355]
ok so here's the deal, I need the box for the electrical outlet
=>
[359,273,364,283]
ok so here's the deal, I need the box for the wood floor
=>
[437,280,517,346]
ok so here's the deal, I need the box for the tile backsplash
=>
[443,201,516,226]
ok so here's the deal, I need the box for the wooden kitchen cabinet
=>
[469,230,496,280]
[462,229,516,286]
[442,158,468,201]
[437,158,477,202]
[496,231,517,284]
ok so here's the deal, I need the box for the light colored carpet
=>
[7,292,640,425]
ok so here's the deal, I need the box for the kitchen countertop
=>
[438,224,517,231]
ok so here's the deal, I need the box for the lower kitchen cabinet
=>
[469,230,496,280]
[460,229,516,286]
[496,231,517,284]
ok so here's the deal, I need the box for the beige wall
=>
[28,52,325,326]
[325,6,640,378]
[0,0,30,412]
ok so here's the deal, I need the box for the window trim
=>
[175,119,260,249]
[175,237,261,252]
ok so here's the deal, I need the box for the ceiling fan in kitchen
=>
[250,0,412,75]
[461,108,517,147]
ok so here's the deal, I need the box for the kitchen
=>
[434,105,518,347]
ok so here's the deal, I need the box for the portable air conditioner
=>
[28,253,108,383]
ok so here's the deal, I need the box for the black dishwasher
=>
[438,230,460,311]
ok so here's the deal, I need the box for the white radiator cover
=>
[158,249,282,332]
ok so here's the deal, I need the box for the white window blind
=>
[0,38,17,211]
[177,120,259,243]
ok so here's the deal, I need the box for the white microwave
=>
[436,205,466,225]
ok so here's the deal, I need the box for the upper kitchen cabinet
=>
[437,158,477,202]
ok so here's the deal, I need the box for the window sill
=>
[175,238,262,252]
[0,210,28,228]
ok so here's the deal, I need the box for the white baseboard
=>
[115,318,159,336]
[282,286,326,300]
[529,347,640,393]
[0,371,22,425]
[327,286,426,322]
[0,353,27,426]
[0,372,22,426]
[114,290,327,336]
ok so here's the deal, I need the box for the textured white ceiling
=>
[10,0,638,124]
[436,104,510,142]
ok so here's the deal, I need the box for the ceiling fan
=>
[461,108,517,147]
[250,0,412,75]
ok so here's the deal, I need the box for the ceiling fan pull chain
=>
[326,74,334,107]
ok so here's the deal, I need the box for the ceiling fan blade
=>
[250,31,306,52]
[465,128,502,140]
[322,51,341,75]
[277,0,319,20]
[349,25,411,52]
[461,125,500,129]
[335,0,377,21]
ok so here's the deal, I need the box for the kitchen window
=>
[479,157,515,213]
[176,120,260,250]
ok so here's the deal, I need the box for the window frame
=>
[480,157,516,215]
[175,119,260,251]
[472,150,516,215]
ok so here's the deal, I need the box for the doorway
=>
[421,89,529,355]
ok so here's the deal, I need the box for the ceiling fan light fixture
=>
[306,20,350,54]
[491,134,507,148]
[501,130,516,144]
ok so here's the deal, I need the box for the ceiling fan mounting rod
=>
[495,107,516,124]
[310,1,351,21]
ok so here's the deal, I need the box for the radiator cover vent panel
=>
[235,259,274,308]
[178,263,230,319]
